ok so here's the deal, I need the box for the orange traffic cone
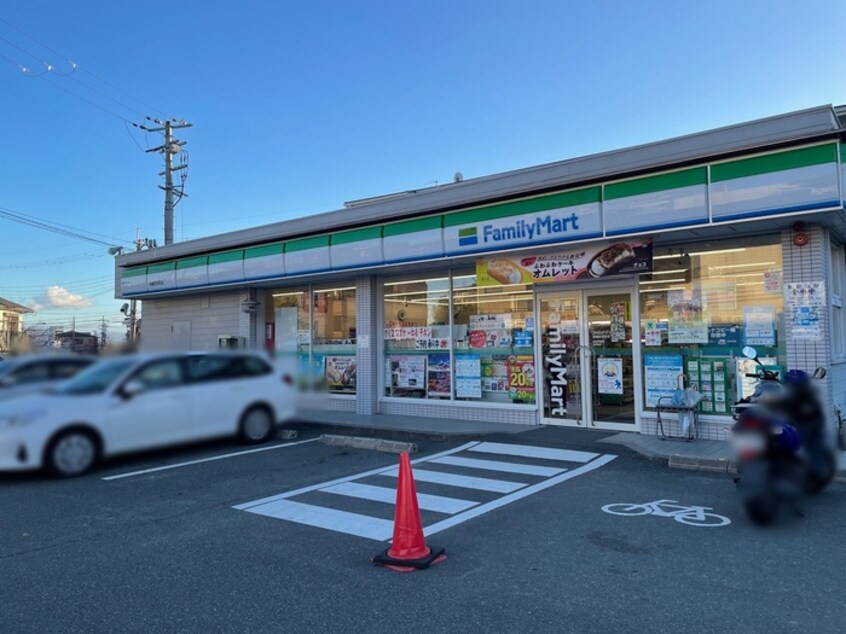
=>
[372,452,446,572]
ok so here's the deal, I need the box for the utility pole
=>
[100,317,107,351]
[139,118,192,245]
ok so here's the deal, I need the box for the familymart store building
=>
[116,105,846,440]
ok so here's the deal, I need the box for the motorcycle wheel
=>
[803,449,837,495]
[744,493,779,526]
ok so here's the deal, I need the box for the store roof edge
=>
[117,104,842,267]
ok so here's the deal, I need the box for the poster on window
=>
[743,306,776,346]
[609,301,627,342]
[667,288,708,344]
[388,355,426,389]
[764,271,782,293]
[455,354,481,398]
[480,355,509,393]
[785,281,825,340]
[597,357,624,395]
[469,314,513,330]
[325,356,356,393]
[426,353,451,397]
[469,330,512,348]
[476,238,653,286]
[644,354,683,407]
[644,320,663,347]
[507,355,536,403]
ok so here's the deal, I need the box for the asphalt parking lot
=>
[2,427,845,633]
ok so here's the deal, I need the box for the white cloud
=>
[30,286,94,311]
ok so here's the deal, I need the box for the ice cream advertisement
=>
[475,238,652,286]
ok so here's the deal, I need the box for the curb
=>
[318,434,418,454]
[284,421,493,442]
[667,454,737,474]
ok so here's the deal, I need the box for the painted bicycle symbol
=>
[601,499,731,527]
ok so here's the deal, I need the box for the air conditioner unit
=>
[218,335,243,350]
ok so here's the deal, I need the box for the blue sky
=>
[1,0,845,340]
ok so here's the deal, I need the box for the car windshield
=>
[54,358,136,395]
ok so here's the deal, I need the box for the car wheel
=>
[47,430,98,477]
[238,406,274,444]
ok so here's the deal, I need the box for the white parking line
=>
[469,442,598,463]
[247,499,396,541]
[378,467,527,493]
[235,442,616,541]
[101,438,319,481]
[430,455,566,477]
[321,482,479,514]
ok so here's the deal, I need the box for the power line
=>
[0,15,172,117]
[0,204,131,247]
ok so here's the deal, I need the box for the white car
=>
[0,351,296,477]
[0,355,96,402]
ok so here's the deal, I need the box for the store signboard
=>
[445,201,603,256]
[476,238,652,286]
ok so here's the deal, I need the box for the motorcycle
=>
[730,346,835,525]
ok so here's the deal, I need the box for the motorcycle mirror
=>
[813,367,826,379]
[741,346,758,360]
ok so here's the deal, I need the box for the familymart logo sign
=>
[450,206,599,254]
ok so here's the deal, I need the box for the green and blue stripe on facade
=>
[120,142,844,296]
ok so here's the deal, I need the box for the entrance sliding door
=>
[538,293,585,426]
[584,290,637,429]
[538,288,638,430]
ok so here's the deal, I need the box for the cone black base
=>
[372,545,446,569]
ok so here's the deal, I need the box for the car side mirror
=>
[121,380,146,399]
[813,367,826,379]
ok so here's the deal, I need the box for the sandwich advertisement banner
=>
[476,238,652,286]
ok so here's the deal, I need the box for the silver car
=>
[0,355,96,403]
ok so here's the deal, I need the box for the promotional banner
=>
[325,356,356,393]
[476,238,652,286]
[507,355,536,403]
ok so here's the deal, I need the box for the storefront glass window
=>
[271,288,309,358]
[452,275,536,405]
[383,276,451,399]
[312,287,356,394]
[639,238,785,416]
[270,286,356,395]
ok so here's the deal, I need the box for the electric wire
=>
[0,204,131,247]
[0,14,172,118]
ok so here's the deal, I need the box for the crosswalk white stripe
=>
[378,468,526,493]
[469,442,598,463]
[234,441,480,510]
[243,499,395,541]
[424,454,618,538]
[429,455,566,477]
[321,482,479,514]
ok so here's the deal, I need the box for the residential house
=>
[0,296,33,355]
